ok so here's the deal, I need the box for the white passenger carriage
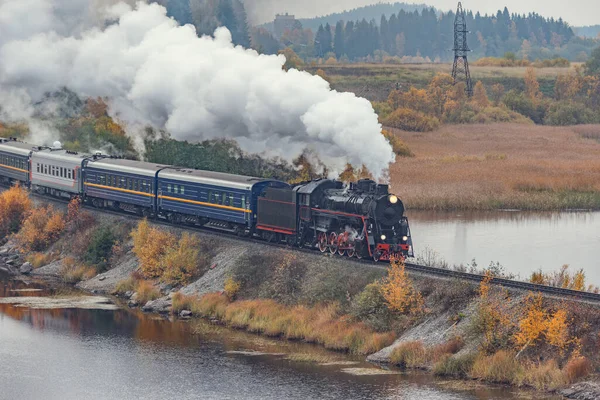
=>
[31,148,87,199]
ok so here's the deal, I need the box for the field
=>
[305,63,579,101]
[388,123,600,211]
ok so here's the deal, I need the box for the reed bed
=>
[389,124,600,211]
[180,293,395,355]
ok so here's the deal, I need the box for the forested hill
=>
[309,8,592,62]
[296,3,431,32]
[574,25,600,38]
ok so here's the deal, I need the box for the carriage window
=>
[229,194,234,206]
[167,184,172,193]
[208,191,213,203]
[180,186,185,195]
[36,164,40,173]
[242,196,246,209]
[44,165,48,175]
[68,169,72,179]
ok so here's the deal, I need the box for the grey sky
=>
[244,0,599,27]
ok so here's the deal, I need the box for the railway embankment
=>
[1,187,600,395]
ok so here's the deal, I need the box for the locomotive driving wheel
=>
[317,232,328,253]
[337,233,348,256]
[346,247,355,258]
[328,232,338,255]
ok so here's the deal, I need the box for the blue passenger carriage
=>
[157,168,288,233]
[83,158,161,215]
[0,138,35,185]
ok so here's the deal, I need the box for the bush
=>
[433,353,477,378]
[516,359,566,391]
[382,129,414,157]
[0,185,32,236]
[171,292,201,313]
[260,253,307,304]
[224,277,241,300]
[83,226,116,272]
[15,205,65,252]
[131,219,175,279]
[351,283,394,332]
[502,90,547,124]
[544,101,598,126]
[160,233,204,286]
[383,108,440,132]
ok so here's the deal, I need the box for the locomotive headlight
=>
[402,236,409,242]
[380,235,387,241]
[388,195,398,204]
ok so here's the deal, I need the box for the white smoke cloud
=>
[0,0,394,179]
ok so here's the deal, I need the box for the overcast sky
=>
[245,0,600,27]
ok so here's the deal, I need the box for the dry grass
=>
[470,350,523,384]
[286,353,341,364]
[113,277,136,294]
[389,124,600,210]
[26,252,56,269]
[134,280,161,305]
[193,294,395,355]
[563,356,592,383]
[390,337,465,369]
[60,257,96,284]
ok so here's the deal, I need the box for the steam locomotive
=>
[0,137,413,261]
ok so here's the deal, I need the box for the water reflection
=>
[408,210,600,284]
[0,279,556,400]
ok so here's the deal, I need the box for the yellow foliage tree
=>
[490,83,506,105]
[160,233,201,285]
[472,81,491,109]
[0,184,32,236]
[131,219,176,279]
[514,293,547,349]
[572,270,586,292]
[545,309,569,350]
[555,72,583,100]
[524,67,542,100]
[16,205,65,252]
[380,258,424,315]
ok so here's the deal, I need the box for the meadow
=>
[306,62,578,101]
[388,123,600,211]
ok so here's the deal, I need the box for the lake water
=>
[0,278,555,400]
[408,211,600,285]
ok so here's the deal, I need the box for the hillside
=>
[296,2,431,32]
[574,25,600,38]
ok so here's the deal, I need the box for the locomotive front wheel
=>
[328,232,338,255]
[318,232,328,253]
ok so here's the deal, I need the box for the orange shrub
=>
[60,256,96,283]
[131,219,176,279]
[15,205,65,252]
[160,233,201,285]
[563,356,592,383]
[380,258,424,315]
[383,108,440,132]
[0,184,32,235]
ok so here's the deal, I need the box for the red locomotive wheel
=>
[337,234,347,256]
[318,232,328,253]
[346,248,355,258]
[328,232,338,255]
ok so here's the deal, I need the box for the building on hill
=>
[274,13,297,38]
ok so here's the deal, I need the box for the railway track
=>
[13,188,600,304]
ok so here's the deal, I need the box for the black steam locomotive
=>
[257,179,413,261]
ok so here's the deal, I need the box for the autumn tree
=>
[555,72,583,100]
[279,47,304,71]
[131,219,176,279]
[15,205,65,252]
[0,185,32,236]
[489,83,506,105]
[514,293,547,354]
[524,67,542,101]
[472,81,491,109]
[380,257,424,315]
[160,233,202,285]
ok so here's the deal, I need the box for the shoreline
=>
[1,267,598,400]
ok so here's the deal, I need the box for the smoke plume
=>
[0,1,394,179]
